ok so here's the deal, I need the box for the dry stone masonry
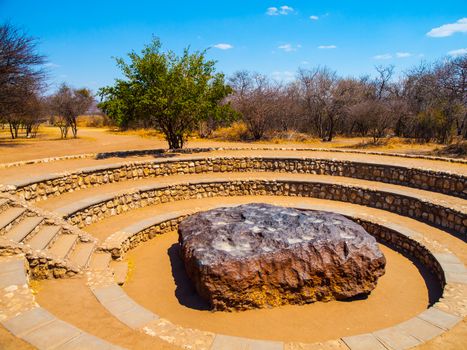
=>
[8,157,466,202]
[64,179,466,238]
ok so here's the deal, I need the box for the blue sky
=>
[1,1,466,92]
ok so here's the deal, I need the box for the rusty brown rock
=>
[178,203,386,311]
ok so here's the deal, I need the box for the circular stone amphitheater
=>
[0,146,466,350]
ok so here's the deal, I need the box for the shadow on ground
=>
[167,243,211,311]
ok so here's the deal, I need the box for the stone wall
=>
[66,180,466,238]
[12,157,466,201]
[354,219,445,288]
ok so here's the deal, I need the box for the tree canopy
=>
[98,38,234,148]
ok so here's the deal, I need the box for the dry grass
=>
[107,128,165,139]
[432,141,467,158]
[209,122,252,141]
[76,115,110,128]
[339,137,441,153]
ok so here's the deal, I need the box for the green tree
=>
[98,38,234,149]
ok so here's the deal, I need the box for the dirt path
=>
[0,127,445,164]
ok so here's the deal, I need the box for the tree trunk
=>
[166,132,184,149]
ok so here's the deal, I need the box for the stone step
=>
[0,207,26,230]
[46,234,78,260]
[3,216,44,243]
[68,242,95,268]
[26,225,61,251]
[89,252,112,270]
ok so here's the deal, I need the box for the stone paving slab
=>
[440,262,467,274]
[21,318,81,349]
[285,339,349,350]
[117,305,157,329]
[56,332,125,350]
[93,285,127,302]
[444,271,467,284]
[0,258,25,274]
[210,334,284,350]
[2,307,54,336]
[103,295,139,315]
[418,308,462,330]
[341,333,386,350]
[394,317,444,342]
[373,327,421,349]
[0,269,28,289]
[433,253,463,264]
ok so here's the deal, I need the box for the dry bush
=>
[210,122,251,141]
[76,115,111,128]
[264,130,312,142]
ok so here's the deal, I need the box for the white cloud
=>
[271,70,295,81]
[373,54,392,60]
[396,52,412,58]
[278,43,300,52]
[267,7,279,15]
[212,43,233,50]
[427,18,467,37]
[279,5,294,15]
[448,48,467,57]
[309,15,319,21]
[301,60,310,65]
[266,5,294,16]
[318,45,337,49]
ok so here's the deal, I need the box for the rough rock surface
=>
[178,203,386,311]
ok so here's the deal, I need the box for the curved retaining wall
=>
[11,157,467,201]
[64,179,466,238]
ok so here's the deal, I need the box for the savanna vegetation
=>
[1,22,466,152]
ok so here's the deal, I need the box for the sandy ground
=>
[35,277,176,350]
[122,230,433,343]
[0,326,34,350]
[0,127,453,163]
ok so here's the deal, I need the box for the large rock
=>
[178,203,386,311]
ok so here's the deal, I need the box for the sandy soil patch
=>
[123,230,436,343]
